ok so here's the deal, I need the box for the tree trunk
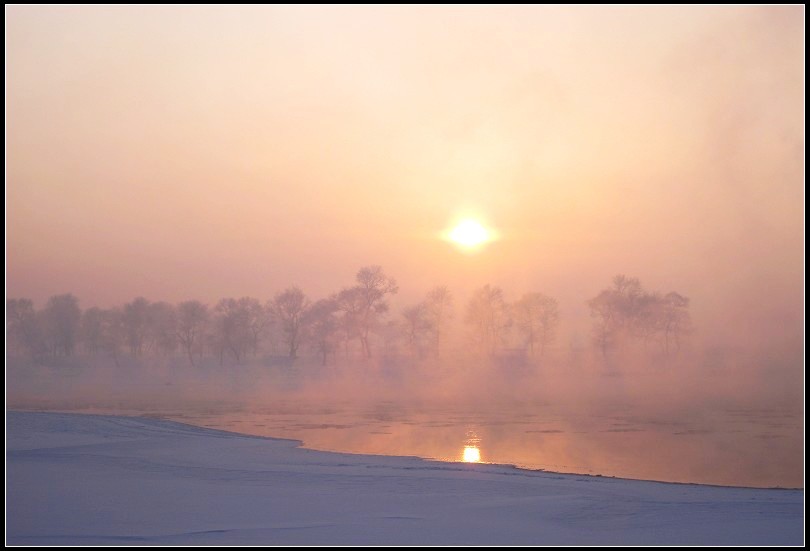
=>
[540,325,547,358]
[360,334,370,359]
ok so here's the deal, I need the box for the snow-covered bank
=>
[6,412,803,545]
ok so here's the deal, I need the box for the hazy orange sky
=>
[6,6,804,344]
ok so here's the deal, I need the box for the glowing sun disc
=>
[449,220,490,248]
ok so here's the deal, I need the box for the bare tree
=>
[303,298,339,366]
[588,276,692,358]
[424,286,453,357]
[611,275,644,324]
[378,319,405,358]
[465,285,510,356]
[100,308,125,367]
[176,300,209,366]
[81,307,105,355]
[239,297,272,356]
[354,265,398,359]
[587,289,618,358]
[587,275,646,357]
[513,292,559,358]
[660,292,692,355]
[7,298,44,360]
[147,301,177,356]
[43,293,81,357]
[632,292,663,346]
[401,303,432,358]
[122,297,150,357]
[213,298,253,365]
[333,287,364,360]
[272,287,310,360]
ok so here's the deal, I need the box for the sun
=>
[449,219,491,249]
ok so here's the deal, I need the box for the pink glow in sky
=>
[6,6,803,349]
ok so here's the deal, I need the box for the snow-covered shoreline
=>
[7,411,803,545]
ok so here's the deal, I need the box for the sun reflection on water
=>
[463,445,481,463]
[461,430,482,463]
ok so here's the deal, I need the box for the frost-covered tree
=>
[660,292,692,355]
[7,298,44,360]
[100,308,126,367]
[333,287,364,360]
[272,287,310,360]
[513,293,559,357]
[43,293,81,357]
[213,298,253,365]
[303,298,339,366]
[240,298,272,356]
[122,297,150,357]
[587,275,644,357]
[588,276,692,358]
[81,307,105,355]
[176,300,209,366]
[424,286,453,357]
[401,303,432,358]
[354,265,398,359]
[465,285,510,356]
[147,301,177,355]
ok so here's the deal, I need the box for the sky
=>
[6,6,804,347]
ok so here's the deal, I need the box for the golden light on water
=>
[463,445,481,463]
[448,219,492,250]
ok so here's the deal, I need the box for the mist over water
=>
[7,337,802,488]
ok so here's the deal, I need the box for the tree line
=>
[588,275,692,357]
[6,267,691,366]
